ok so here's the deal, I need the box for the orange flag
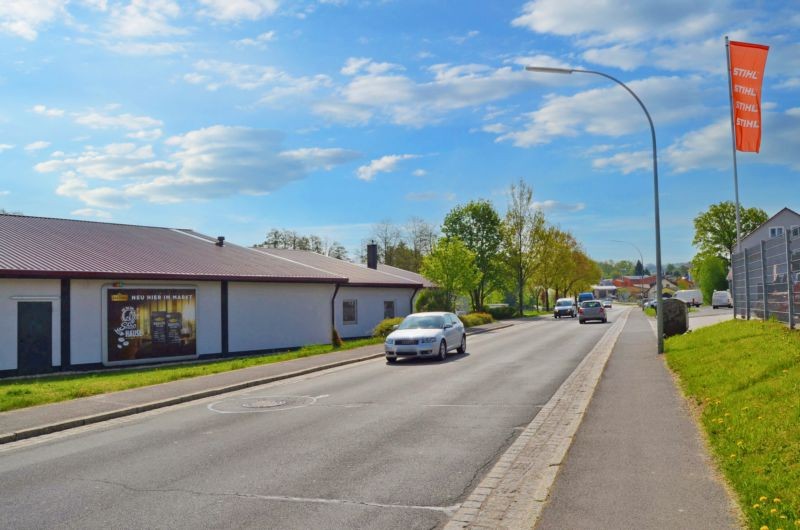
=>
[729,41,769,152]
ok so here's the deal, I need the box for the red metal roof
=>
[376,263,436,288]
[253,248,423,288]
[0,214,346,283]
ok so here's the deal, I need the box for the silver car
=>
[384,312,466,363]
[579,300,607,324]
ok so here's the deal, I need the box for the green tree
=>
[693,201,768,264]
[420,237,480,312]
[691,253,729,304]
[502,180,546,316]
[442,200,503,311]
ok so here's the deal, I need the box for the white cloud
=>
[0,0,66,40]
[356,154,418,181]
[498,76,711,147]
[512,0,728,45]
[412,169,427,177]
[0,144,14,153]
[582,45,647,71]
[74,110,163,131]
[0,190,10,196]
[233,30,276,48]
[199,0,279,21]
[32,104,65,117]
[340,57,403,76]
[71,208,112,219]
[592,150,651,175]
[280,147,360,171]
[531,199,586,212]
[35,143,169,181]
[25,141,51,151]
[449,30,479,45]
[107,0,184,38]
[127,128,163,141]
[106,41,186,55]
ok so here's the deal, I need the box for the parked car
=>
[579,300,607,324]
[384,312,466,363]
[554,298,577,318]
[602,299,612,308]
[674,289,702,307]
[712,290,733,309]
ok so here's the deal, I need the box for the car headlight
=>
[385,338,394,345]
[421,337,437,343]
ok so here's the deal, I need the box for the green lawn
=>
[0,337,382,413]
[665,320,800,529]
[523,309,550,317]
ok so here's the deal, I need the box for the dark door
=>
[17,302,53,374]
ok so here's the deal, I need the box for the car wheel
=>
[457,335,466,354]
[386,357,396,364]
[579,319,585,324]
[602,318,607,323]
[712,305,717,309]
[438,340,447,362]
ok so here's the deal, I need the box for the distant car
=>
[554,298,577,318]
[712,290,733,309]
[602,299,612,308]
[577,292,595,303]
[384,312,466,363]
[674,289,702,307]
[579,300,607,324]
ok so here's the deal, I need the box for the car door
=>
[446,314,460,345]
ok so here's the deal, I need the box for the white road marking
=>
[229,492,461,515]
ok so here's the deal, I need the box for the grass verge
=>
[665,319,800,529]
[0,337,382,413]
[523,309,550,317]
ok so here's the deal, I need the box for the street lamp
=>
[526,66,665,353]
[611,239,646,307]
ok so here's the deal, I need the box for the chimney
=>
[216,236,225,247]
[367,242,378,269]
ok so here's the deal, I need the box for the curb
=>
[445,308,632,529]
[0,322,514,446]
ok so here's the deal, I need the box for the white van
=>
[674,289,702,307]
[712,290,732,309]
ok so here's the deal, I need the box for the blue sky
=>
[1,0,798,264]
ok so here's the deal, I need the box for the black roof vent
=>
[216,236,225,247]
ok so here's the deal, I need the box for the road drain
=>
[208,395,316,414]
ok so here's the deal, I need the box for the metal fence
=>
[731,230,799,328]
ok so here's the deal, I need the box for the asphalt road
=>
[0,312,617,530]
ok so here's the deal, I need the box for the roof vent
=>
[216,236,225,247]
[367,242,378,269]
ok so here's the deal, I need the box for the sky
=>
[1,0,798,265]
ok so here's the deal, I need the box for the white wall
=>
[336,286,415,338]
[70,279,222,366]
[0,279,61,371]
[228,282,335,352]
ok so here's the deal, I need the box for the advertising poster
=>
[107,288,197,363]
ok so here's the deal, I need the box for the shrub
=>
[486,305,516,319]
[331,327,343,348]
[415,288,450,312]
[459,312,493,327]
[372,317,404,338]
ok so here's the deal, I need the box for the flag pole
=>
[725,36,743,252]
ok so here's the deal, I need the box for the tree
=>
[256,228,348,260]
[502,180,546,316]
[634,260,645,276]
[370,220,403,266]
[442,200,503,311]
[406,217,438,272]
[692,252,729,304]
[693,201,768,265]
[420,237,480,312]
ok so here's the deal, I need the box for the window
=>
[383,301,395,319]
[342,300,357,325]
[769,226,784,238]
[791,225,800,239]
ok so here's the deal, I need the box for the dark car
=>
[579,300,607,324]
[554,298,577,318]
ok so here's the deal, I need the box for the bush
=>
[459,312,493,327]
[486,305,516,319]
[372,317,404,338]
[415,288,450,312]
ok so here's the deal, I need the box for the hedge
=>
[372,317,404,338]
[459,312,493,327]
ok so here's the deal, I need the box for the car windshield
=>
[398,315,445,330]
[582,301,601,308]
[556,300,572,307]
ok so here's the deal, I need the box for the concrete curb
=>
[0,322,513,446]
[445,308,632,529]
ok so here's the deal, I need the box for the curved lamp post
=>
[526,66,664,353]
[611,239,646,306]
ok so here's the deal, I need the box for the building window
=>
[769,226,784,238]
[791,225,800,239]
[343,300,357,325]
[384,301,395,319]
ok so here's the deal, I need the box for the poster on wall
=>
[107,288,197,363]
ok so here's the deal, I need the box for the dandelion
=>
[730,454,736,458]
[760,526,769,530]
[774,498,782,503]
[761,496,768,502]
[772,508,779,514]
[737,440,744,446]
[754,504,761,508]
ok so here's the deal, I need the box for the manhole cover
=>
[208,395,316,414]
[242,399,288,409]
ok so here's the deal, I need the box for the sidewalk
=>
[535,309,740,529]
[0,320,512,444]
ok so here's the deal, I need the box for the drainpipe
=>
[410,286,421,314]
[330,283,341,329]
